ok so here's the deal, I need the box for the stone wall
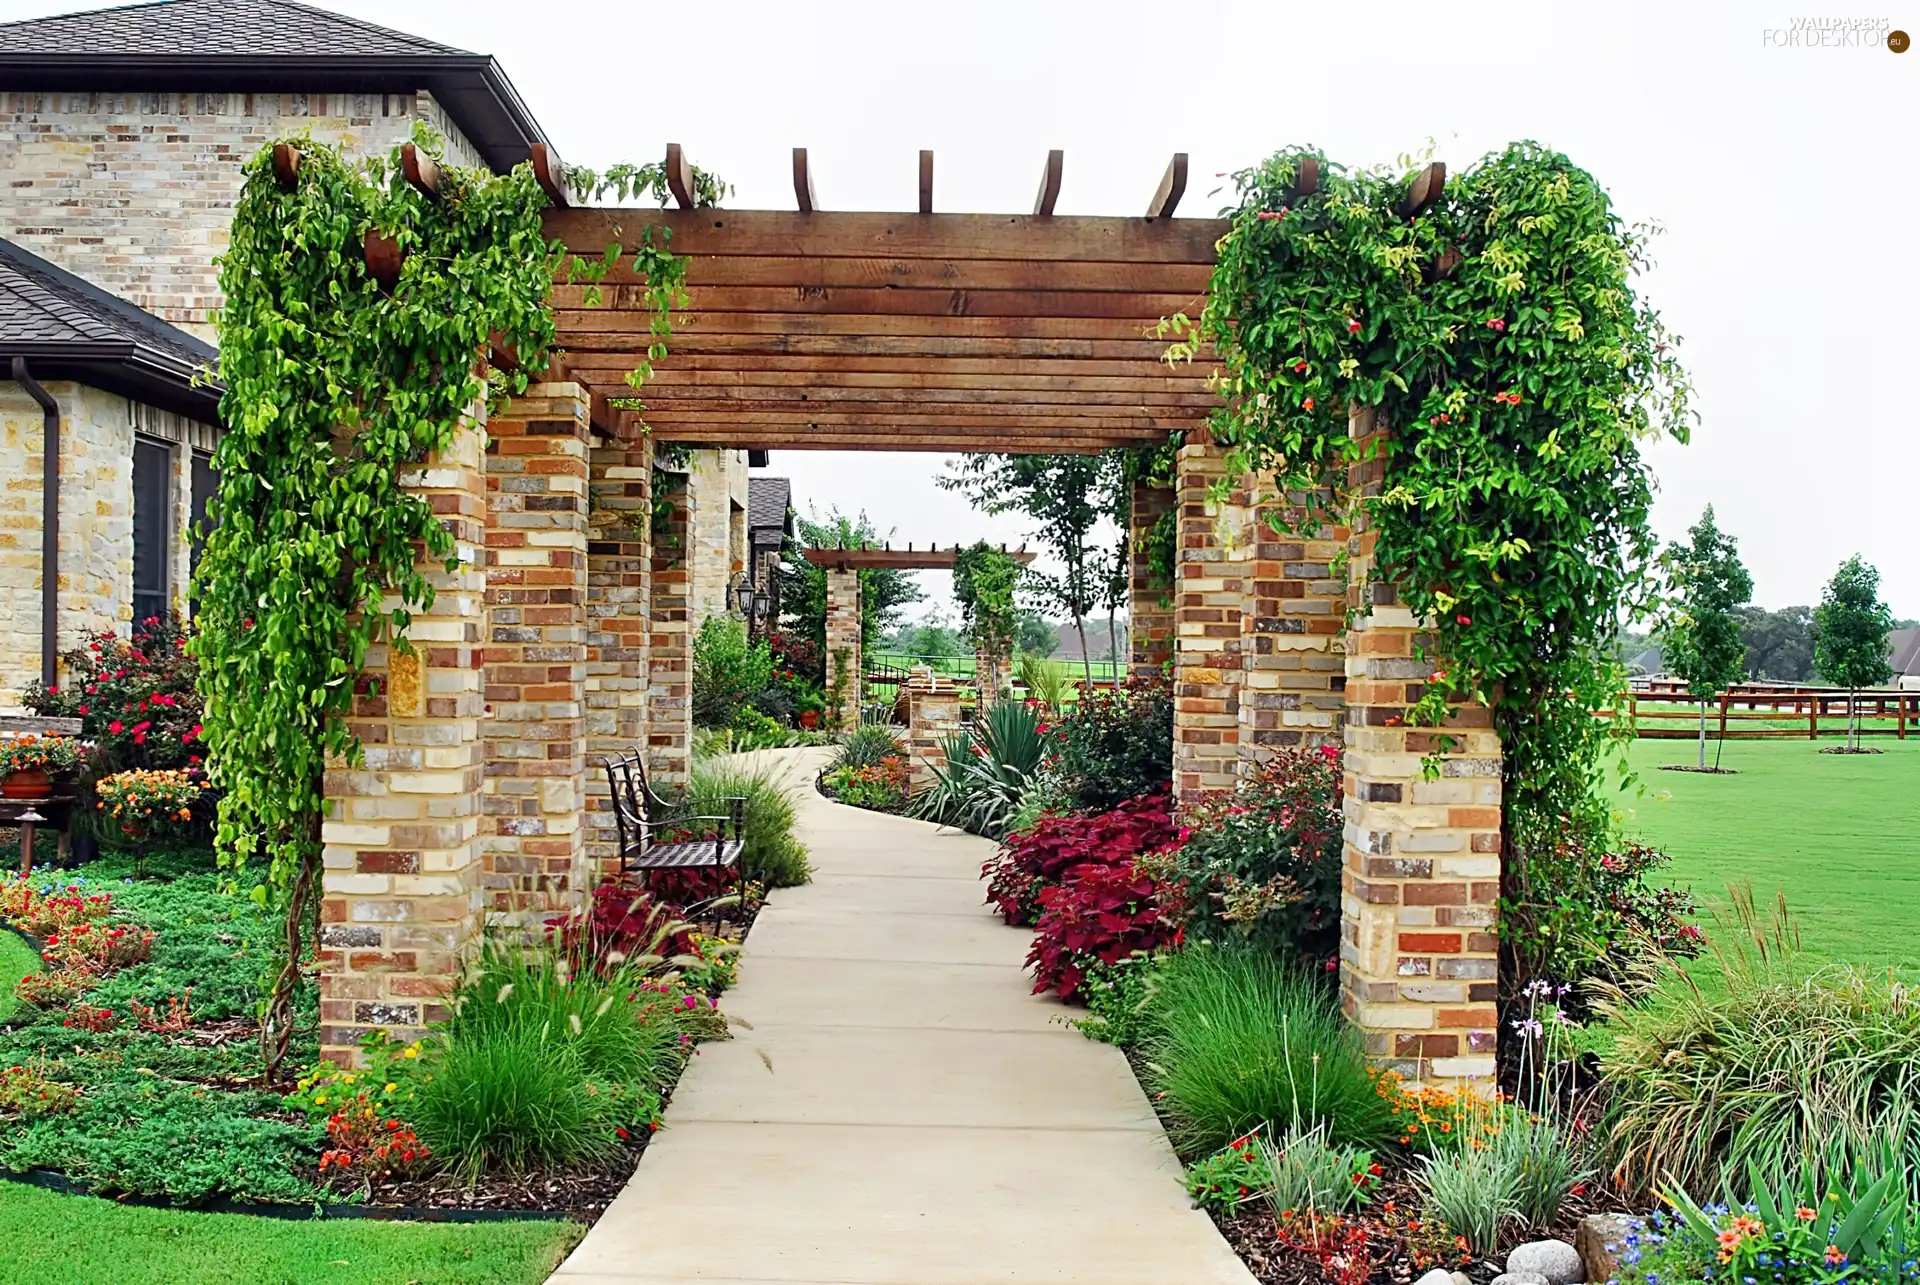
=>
[319,410,489,1064]
[0,90,483,337]
[824,567,862,729]
[0,381,210,708]
[684,448,748,630]
[1239,484,1346,767]
[480,384,590,922]
[648,474,694,787]
[1170,438,1251,801]
[1128,477,1175,676]
[902,668,961,792]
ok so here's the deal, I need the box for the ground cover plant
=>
[0,1183,581,1285]
[982,789,1177,926]
[1616,736,1920,975]
[818,725,911,812]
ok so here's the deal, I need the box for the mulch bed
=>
[1657,764,1737,774]
[358,1131,653,1222]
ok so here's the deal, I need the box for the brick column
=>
[824,567,862,729]
[647,470,693,787]
[1128,476,1175,676]
[1171,437,1252,805]
[974,640,1011,713]
[319,411,488,1065]
[902,667,961,791]
[1241,484,1347,767]
[481,382,590,923]
[585,434,652,873]
[1338,406,1503,1089]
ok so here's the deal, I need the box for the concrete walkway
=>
[551,747,1253,1285]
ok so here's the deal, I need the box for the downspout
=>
[11,358,59,688]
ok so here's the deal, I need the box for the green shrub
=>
[1494,1108,1587,1231]
[833,724,904,772]
[1015,652,1070,709]
[1184,1134,1274,1214]
[1142,947,1394,1157]
[691,616,774,729]
[1071,953,1163,1048]
[683,760,811,888]
[1051,673,1171,811]
[1594,889,1920,1199]
[1261,1122,1382,1218]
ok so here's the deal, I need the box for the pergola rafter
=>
[543,170,1230,452]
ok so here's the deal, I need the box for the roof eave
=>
[0,52,546,173]
[2,340,223,423]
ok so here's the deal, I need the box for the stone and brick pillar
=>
[1338,407,1502,1089]
[1171,437,1253,805]
[318,410,488,1065]
[824,567,862,729]
[902,667,962,791]
[1240,485,1347,767]
[1128,476,1176,677]
[480,382,590,923]
[585,433,652,873]
[974,640,1011,713]
[648,469,694,788]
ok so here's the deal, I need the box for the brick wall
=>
[0,90,483,337]
[585,434,652,871]
[1171,438,1251,802]
[319,409,488,1063]
[824,567,862,729]
[648,473,693,787]
[1128,477,1175,676]
[481,384,590,922]
[1240,484,1346,766]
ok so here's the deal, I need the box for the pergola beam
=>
[792,147,816,213]
[1033,149,1064,216]
[918,150,934,214]
[1147,152,1187,219]
[1398,161,1446,219]
[530,142,570,207]
[665,143,696,209]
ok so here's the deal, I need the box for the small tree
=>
[1812,555,1894,751]
[1657,506,1753,768]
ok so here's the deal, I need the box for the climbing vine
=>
[1170,142,1694,961]
[196,125,687,1074]
[952,542,1022,659]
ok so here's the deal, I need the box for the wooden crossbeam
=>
[665,143,695,209]
[792,147,816,213]
[400,143,441,200]
[625,386,1215,410]
[1147,153,1187,219]
[802,546,1037,570]
[919,150,934,213]
[1398,161,1446,219]
[564,284,1201,320]
[596,253,1213,292]
[530,142,570,207]
[1033,149,1064,216]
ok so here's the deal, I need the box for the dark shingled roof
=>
[0,0,469,57]
[1890,627,1920,680]
[0,0,546,173]
[748,476,793,546]
[0,236,221,420]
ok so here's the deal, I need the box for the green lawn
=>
[0,927,37,1022]
[1613,737,1920,974]
[0,1184,582,1285]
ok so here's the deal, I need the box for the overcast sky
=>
[10,0,1912,620]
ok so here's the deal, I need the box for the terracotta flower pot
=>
[2,768,53,800]
[798,710,820,730]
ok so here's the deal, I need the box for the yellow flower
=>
[314,1094,327,1105]
[402,1047,419,1059]
[384,1083,397,1093]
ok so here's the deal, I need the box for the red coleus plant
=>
[1025,860,1178,1002]
[982,789,1178,927]
[545,879,701,975]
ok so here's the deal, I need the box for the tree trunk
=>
[1698,700,1708,769]
[1106,607,1120,685]
[1072,613,1092,689]
[260,834,319,1084]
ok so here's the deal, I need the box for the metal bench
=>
[602,748,746,888]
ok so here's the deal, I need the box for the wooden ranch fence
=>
[1614,681,1919,740]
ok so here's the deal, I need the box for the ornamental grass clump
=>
[1594,887,1920,1200]
[680,760,811,889]
[1143,946,1394,1157]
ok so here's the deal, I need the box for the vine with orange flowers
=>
[1166,143,1695,988]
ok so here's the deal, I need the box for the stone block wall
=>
[585,434,653,871]
[648,473,694,787]
[1240,485,1346,767]
[1171,438,1252,801]
[319,411,488,1064]
[480,384,590,922]
[1,90,482,338]
[1128,477,1175,676]
[902,668,962,791]
[974,642,1011,713]
[824,567,862,729]
[1336,408,1502,1086]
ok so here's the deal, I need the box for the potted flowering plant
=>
[0,735,84,800]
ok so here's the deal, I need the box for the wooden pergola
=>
[800,544,1038,572]
[537,146,1230,454]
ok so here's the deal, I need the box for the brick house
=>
[0,0,763,702]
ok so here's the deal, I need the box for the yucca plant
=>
[909,701,1050,838]
[1016,652,1070,711]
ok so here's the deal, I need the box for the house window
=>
[190,449,218,578]
[131,437,172,627]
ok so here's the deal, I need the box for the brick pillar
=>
[824,567,862,729]
[319,411,488,1065]
[1171,437,1252,805]
[974,640,1011,713]
[1241,483,1347,767]
[647,470,693,787]
[1129,476,1175,676]
[585,434,652,874]
[902,667,961,791]
[481,382,590,923]
[1338,406,1503,1089]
